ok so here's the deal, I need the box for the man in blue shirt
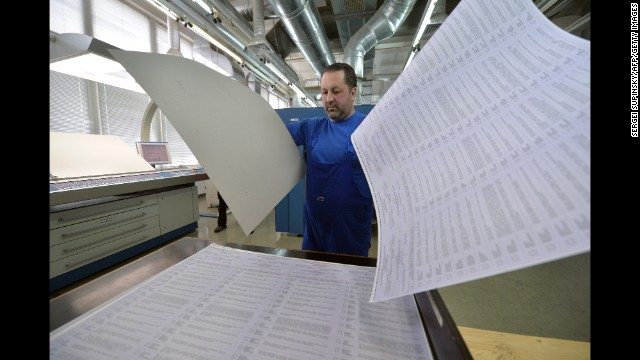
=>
[286,63,373,256]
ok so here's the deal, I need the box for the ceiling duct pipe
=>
[157,0,277,85]
[166,15,183,56]
[252,0,267,44]
[204,0,300,83]
[267,0,335,78]
[156,0,307,98]
[266,21,296,59]
[233,2,294,58]
[343,0,418,79]
[143,14,184,141]
[236,2,279,20]
[248,0,278,58]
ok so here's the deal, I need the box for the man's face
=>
[321,70,356,121]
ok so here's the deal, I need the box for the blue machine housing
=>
[275,105,374,234]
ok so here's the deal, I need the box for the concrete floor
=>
[183,195,590,343]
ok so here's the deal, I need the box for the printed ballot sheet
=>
[352,0,590,302]
[50,244,432,360]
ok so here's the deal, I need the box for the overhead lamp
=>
[192,0,210,12]
[290,84,307,99]
[50,32,146,94]
[242,61,279,89]
[293,86,320,107]
[265,61,290,86]
[404,0,439,70]
[404,47,419,71]
[189,23,244,64]
[145,0,178,20]
[194,0,223,24]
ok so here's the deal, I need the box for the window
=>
[50,0,287,170]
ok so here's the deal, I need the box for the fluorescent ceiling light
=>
[414,0,437,48]
[145,0,177,20]
[404,0,439,70]
[190,24,243,64]
[50,33,146,94]
[243,61,277,87]
[404,51,417,71]
[265,62,289,85]
[192,0,210,12]
[290,84,307,99]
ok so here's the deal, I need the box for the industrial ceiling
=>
[126,0,590,105]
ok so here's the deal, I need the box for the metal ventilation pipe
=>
[248,0,272,53]
[205,0,300,82]
[236,1,279,20]
[160,0,306,96]
[252,0,266,42]
[268,0,335,78]
[166,15,183,56]
[233,1,293,58]
[343,0,418,79]
[143,14,184,141]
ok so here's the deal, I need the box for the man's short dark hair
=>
[323,63,357,90]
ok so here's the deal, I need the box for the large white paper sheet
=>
[110,50,305,235]
[50,244,432,360]
[352,0,591,302]
[50,132,155,178]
